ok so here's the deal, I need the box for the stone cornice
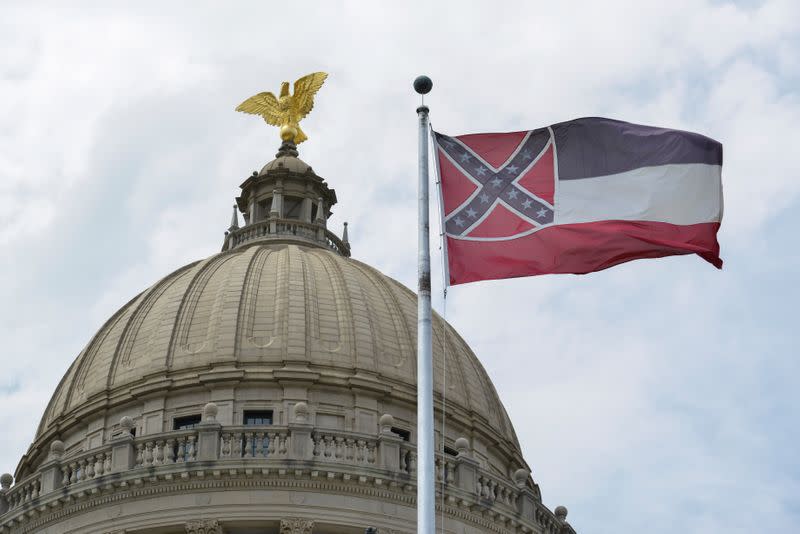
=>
[1,465,549,534]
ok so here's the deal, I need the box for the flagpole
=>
[414,74,434,534]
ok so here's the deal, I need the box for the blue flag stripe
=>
[552,117,723,181]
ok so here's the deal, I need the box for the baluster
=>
[334,437,344,460]
[103,452,111,474]
[85,456,94,479]
[267,432,277,457]
[400,449,408,473]
[61,465,70,487]
[176,437,186,463]
[407,451,416,473]
[254,432,264,457]
[135,443,144,466]
[31,480,40,499]
[356,440,365,462]
[367,442,376,464]
[244,432,253,458]
[233,432,243,457]
[81,458,91,481]
[144,442,154,466]
[446,461,455,485]
[221,434,231,458]
[155,440,165,465]
[279,433,288,455]
[69,462,78,484]
[482,477,491,499]
[323,436,333,458]
[345,438,355,461]
[166,439,176,464]
[312,434,321,457]
[435,456,442,482]
[94,454,104,476]
[187,435,196,461]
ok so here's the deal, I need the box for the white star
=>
[479,193,490,203]
[459,152,472,163]
[491,177,503,188]
[443,139,456,149]
[536,208,548,218]
[521,150,533,160]
[454,216,465,227]
[466,208,477,218]
[522,199,533,209]
[475,167,487,177]
[507,189,519,200]
[505,165,519,174]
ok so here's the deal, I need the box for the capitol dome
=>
[0,141,575,534]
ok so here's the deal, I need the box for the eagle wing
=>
[235,92,282,126]
[291,72,328,120]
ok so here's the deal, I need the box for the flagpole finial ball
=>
[413,75,433,95]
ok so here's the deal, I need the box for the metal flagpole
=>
[413,74,434,534]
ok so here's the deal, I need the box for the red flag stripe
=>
[446,221,722,285]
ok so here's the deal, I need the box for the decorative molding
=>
[0,468,543,534]
[186,519,223,534]
[280,517,314,534]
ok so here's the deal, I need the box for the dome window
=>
[392,427,411,442]
[244,410,273,426]
[173,414,202,430]
[258,198,272,220]
[283,196,303,219]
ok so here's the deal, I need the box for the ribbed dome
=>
[36,242,518,450]
[260,154,312,174]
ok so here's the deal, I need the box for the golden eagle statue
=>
[235,72,328,145]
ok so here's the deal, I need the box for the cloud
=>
[0,2,798,533]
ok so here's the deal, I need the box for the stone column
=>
[269,188,282,233]
[248,193,257,226]
[280,518,314,534]
[110,417,137,473]
[287,402,313,460]
[301,197,313,223]
[513,468,537,521]
[196,403,221,461]
[376,414,403,473]
[185,519,223,533]
[315,197,326,225]
[453,437,479,497]
[39,440,65,495]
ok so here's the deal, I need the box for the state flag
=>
[434,117,723,285]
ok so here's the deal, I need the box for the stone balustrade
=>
[133,429,199,467]
[225,218,350,257]
[0,416,575,534]
[220,425,289,459]
[311,429,377,466]
[60,445,113,486]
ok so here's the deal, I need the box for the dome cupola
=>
[223,140,350,257]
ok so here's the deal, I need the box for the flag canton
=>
[434,128,556,240]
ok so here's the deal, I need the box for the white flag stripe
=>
[555,163,723,226]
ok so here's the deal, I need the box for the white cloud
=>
[0,2,798,533]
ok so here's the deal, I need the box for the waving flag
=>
[434,117,723,285]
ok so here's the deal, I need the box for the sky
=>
[0,1,798,532]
